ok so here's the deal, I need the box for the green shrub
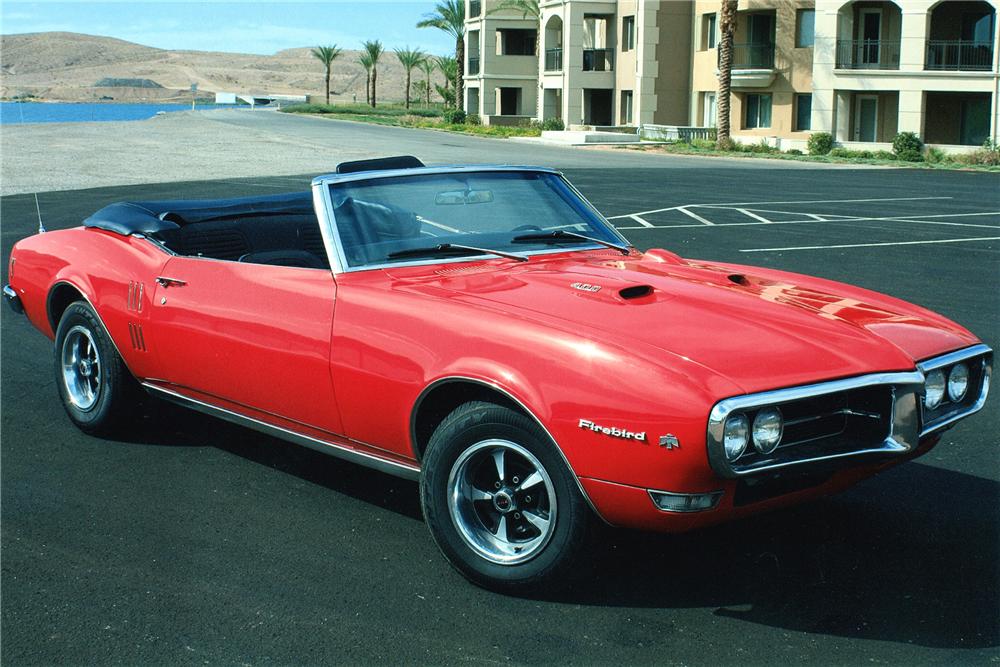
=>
[953,140,1000,166]
[466,113,482,125]
[541,117,565,131]
[715,137,737,151]
[691,138,716,150]
[892,132,924,160]
[784,148,803,155]
[874,150,896,160]
[924,147,948,164]
[443,109,466,124]
[808,132,834,155]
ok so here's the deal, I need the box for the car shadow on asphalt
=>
[124,400,997,650]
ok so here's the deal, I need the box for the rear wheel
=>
[54,301,138,435]
[420,401,592,591]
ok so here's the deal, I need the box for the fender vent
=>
[127,281,144,312]
[619,285,653,300]
[728,274,751,286]
[128,322,147,351]
[435,264,495,276]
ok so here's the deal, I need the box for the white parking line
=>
[737,208,773,224]
[614,211,1000,231]
[629,214,654,228]
[739,236,1000,253]
[678,207,715,226]
[605,196,953,220]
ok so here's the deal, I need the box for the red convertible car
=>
[5,156,991,591]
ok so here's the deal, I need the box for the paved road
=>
[1,109,863,195]
[2,164,998,665]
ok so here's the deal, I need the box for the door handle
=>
[155,276,187,288]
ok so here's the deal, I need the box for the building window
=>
[622,16,635,52]
[703,13,717,50]
[620,90,633,125]
[745,93,772,129]
[496,29,536,56]
[796,9,815,47]
[795,94,812,130]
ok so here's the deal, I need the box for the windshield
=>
[327,171,625,268]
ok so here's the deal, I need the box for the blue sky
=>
[0,1,456,55]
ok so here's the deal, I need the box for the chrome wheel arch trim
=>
[142,383,421,481]
[47,280,133,377]
[410,375,609,524]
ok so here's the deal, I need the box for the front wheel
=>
[420,401,592,592]
[54,301,139,435]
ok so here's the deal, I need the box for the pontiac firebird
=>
[5,156,991,591]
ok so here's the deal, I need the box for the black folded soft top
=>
[83,191,314,236]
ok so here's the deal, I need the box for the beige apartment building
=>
[464,0,999,150]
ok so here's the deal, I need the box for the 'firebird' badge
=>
[579,419,646,442]
[571,282,601,293]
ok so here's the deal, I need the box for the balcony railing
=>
[583,48,614,72]
[925,40,993,71]
[469,0,481,18]
[836,39,901,69]
[468,56,480,75]
[545,48,562,71]
[722,42,775,69]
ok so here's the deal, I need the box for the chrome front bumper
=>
[3,285,23,315]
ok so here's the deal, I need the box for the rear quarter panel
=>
[10,227,170,379]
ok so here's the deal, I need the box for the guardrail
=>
[639,125,717,142]
[836,39,900,69]
[725,43,775,69]
[925,40,993,71]
[583,48,614,72]
[545,48,562,72]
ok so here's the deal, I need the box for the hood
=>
[385,249,978,394]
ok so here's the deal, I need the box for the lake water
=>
[0,102,249,125]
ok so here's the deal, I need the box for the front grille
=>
[706,370,924,479]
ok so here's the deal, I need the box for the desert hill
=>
[0,32,446,104]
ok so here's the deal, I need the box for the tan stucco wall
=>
[651,0,693,124]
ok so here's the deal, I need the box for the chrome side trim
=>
[3,284,24,314]
[143,383,421,481]
[410,376,609,524]
[917,343,992,373]
[707,370,925,479]
[918,344,992,436]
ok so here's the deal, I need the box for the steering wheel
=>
[510,224,542,232]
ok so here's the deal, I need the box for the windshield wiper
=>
[386,243,528,262]
[511,230,632,256]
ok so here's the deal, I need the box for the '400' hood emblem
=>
[571,282,601,293]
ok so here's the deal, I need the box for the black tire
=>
[420,401,592,592]
[53,301,139,435]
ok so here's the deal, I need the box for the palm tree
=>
[358,52,373,106]
[311,45,343,105]
[716,0,739,148]
[395,47,427,110]
[362,40,385,108]
[436,55,457,103]
[417,1,465,112]
[420,58,435,105]
[490,1,541,118]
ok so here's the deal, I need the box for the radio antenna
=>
[34,193,45,233]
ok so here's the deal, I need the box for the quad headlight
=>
[723,413,749,461]
[947,363,969,402]
[924,369,946,410]
[752,407,783,454]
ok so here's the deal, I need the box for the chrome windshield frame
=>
[310,165,632,275]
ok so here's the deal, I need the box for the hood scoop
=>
[728,274,751,286]
[619,284,654,300]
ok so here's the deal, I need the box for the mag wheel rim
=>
[447,439,557,565]
[61,325,101,411]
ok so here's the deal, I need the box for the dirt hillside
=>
[1,32,446,104]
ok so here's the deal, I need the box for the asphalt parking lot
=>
[2,165,998,665]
